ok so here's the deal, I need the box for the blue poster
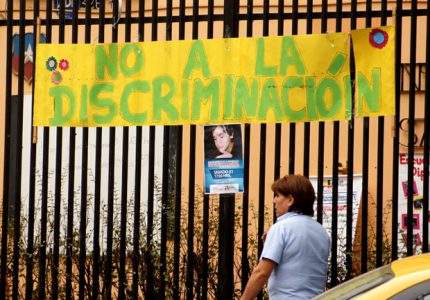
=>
[54,0,79,19]
[204,124,244,194]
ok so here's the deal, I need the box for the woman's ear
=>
[287,195,294,206]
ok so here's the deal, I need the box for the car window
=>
[389,280,430,300]
[313,265,394,300]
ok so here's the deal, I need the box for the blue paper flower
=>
[46,56,57,71]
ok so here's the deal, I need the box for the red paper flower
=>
[369,28,388,49]
[59,59,69,71]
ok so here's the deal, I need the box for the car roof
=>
[390,252,430,276]
[313,253,430,300]
[358,269,430,299]
[359,253,430,299]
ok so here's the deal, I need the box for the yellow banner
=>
[34,33,354,127]
[351,26,395,117]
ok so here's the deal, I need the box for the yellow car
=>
[314,253,430,300]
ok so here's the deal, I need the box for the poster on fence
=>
[310,175,362,257]
[204,124,244,194]
[398,153,430,254]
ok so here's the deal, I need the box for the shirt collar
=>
[276,211,299,222]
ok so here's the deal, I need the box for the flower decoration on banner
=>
[369,28,388,49]
[59,59,69,70]
[46,56,57,71]
[51,70,62,84]
[46,56,70,84]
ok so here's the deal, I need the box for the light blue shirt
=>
[261,212,330,300]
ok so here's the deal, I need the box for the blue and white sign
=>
[204,124,244,194]
[54,0,79,19]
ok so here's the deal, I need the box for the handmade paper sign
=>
[34,27,394,127]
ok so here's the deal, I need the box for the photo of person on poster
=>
[203,124,244,194]
[204,124,243,159]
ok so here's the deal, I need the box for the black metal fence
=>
[1,0,429,299]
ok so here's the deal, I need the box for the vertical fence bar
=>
[78,1,92,298]
[346,0,357,281]
[360,101,369,271]
[218,1,238,299]
[218,192,235,300]
[26,0,40,298]
[39,1,55,298]
[61,1,77,299]
[186,1,199,298]
[328,0,342,287]
[271,0,284,222]
[119,127,129,300]
[105,125,116,298]
[288,0,298,175]
[185,127,196,298]
[118,1,131,298]
[64,2,76,299]
[361,0,372,274]
[272,1,283,224]
[13,92,24,300]
[145,1,158,298]
[65,82,75,299]
[423,0,430,254]
[132,0,145,298]
[375,0,388,268]
[202,1,215,299]
[1,101,10,298]
[241,121,251,289]
[92,137,102,298]
[406,0,417,256]
[10,0,26,298]
[92,131,102,296]
[0,32,12,298]
[66,149,75,300]
[302,0,313,178]
[132,0,144,293]
[0,0,13,296]
[391,0,403,261]
[173,124,183,300]
[146,139,155,296]
[53,5,66,292]
[274,1,284,182]
[258,0,269,265]
[173,143,183,299]
[159,1,174,297]
[159,124,169,299]
[241,0,254,294]
[105,1,119,296]
[105,134,116,299]
[39,81,49,299]
[54,1,65,296]
[256,2,270,299]
[174,2,186,298]
[93,1,106,298]
[317,0,328,225]
[80,127,90,298]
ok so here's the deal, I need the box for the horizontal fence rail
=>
[0,0,429,299]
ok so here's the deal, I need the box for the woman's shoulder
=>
[279,214,318,226]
